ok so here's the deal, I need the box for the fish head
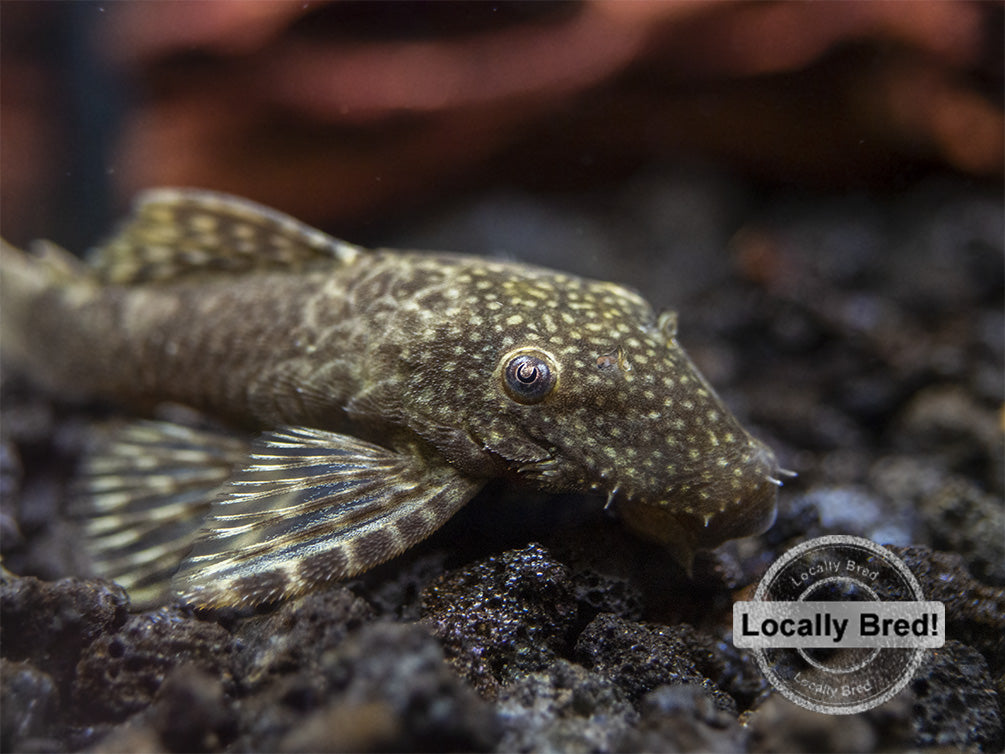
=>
[403,259,780,567]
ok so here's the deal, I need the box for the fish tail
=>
[0,238,89,373]
[1,239,51,368]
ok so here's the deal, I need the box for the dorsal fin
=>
[90,189,364,284]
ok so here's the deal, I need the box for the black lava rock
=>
[911,641,1003,751]
[747,693,888,753]
[0,574,128,687]
[73,608,236,722]
[97,664,236,754]
[420,543,579,696]
[889,545,1005,679]
[242,620,500,752]
[233,586,375,691]
[575,613,736,713]
[919,477,1005,586]
[495,659,636,752]
[0,658,60,753]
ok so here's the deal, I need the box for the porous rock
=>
[495,658,635,753]
[911,640,1003,751]
[420,543,579,696]
[0,658,60,753]
[574,612,736,713]
[87,664,235,754]
[0,573,128,685]
[238,621,499,752]
[73,607,236,721]
[233,586,375,690]
[149,665,235,753]
[919,478,1005,586]
[661,622,768,712]
[888,545,1005,678]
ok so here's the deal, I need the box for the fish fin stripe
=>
[89,188,364,284]
[73,419,248,608]
[172,427,484,610]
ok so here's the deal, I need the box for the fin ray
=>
[173,427,484,609]
[90,189,364,284]
[74,419,248,606]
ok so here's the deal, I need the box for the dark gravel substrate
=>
[2,168,1002,752]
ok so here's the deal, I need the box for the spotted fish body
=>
[0,190,781,609]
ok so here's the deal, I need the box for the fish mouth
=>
[611,438,783,573]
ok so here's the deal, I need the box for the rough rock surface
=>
[575,614,738,712]
[910,640,1002,751]
[420,544,580,697]
[1,171,1001,752]
[495,659,636,753]
[73,608,237,723]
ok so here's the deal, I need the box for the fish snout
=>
[699,438,780,543]
[615,437,781,573]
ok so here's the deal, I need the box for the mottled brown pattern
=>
[298,547,351,587]
[352,529,399,567]
[1,189,781,608]
[226,571,292,609]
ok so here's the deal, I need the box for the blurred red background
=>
[1,0,1001,247]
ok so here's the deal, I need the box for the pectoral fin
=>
[173,427,484,610]
[73,419,248,607]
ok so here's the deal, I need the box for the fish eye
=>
[657,309,678,340]
[501,349,557,404]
